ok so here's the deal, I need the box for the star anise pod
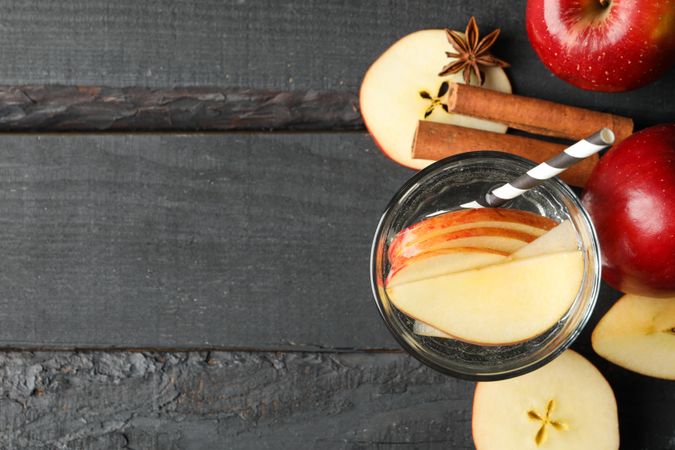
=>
[438,16,510,86]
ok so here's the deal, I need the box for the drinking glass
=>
[370,152,601,381]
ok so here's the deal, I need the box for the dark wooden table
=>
[0,1,672,449]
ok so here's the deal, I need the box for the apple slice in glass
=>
[389,208,556,261]
[390,227,537,270]
[592,293,675,380]
[510,219,577,259]
[405,219,577,339]
[386,247,508,288]
[388,251,583,345]
[412,320,451,338]
[472,350,619,450]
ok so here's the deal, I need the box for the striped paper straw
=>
[461,128,615,209]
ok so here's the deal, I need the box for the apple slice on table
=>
[360,29,511,170]
[386,247,508,287]
[592,294,675,380]
[391,227,537,270]
[473,350,619,450]
[387,251,583,345]
[388,208,556,261]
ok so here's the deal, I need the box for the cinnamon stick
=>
[446,83,633,143]
[412,121,598,187]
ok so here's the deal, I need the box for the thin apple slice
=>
[360,29,511,170]
[391,227,537,270]
[407,222,574,339]
[386,247,508,287]
[592,294,675,380]
[413,320,451,338]
[389,208,556,261]
[511,219,578,259]
[472,350,619,450]
[387,251,583,344]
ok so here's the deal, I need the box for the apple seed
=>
[527,399,569,446]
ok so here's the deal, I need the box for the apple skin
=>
[391,227,536,269]
[388,208,554,260]
[582,124,675,296]
[526,0,675,92]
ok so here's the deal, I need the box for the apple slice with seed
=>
[360,29,511,170]
[592,294,675,380]
[472,350,619,450]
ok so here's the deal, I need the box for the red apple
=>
[582,124,675,296]
[526,0,675,92]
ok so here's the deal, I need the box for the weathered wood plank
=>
[0,133,410,350]
[0,350,671,449]
[0,0,669,128]
[0,86,360,131]
[0,352,474,450]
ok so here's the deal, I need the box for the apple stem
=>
[598,0,610,7]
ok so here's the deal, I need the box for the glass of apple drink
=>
[370,152,601,381]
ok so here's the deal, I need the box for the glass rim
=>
[370,151,601,381]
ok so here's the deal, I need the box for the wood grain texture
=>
[0,351,474,449]
[0,86,360,131]
[0,0,669,127]
[0,133,410,350]
[0,349,672,449]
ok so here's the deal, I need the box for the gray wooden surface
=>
[0,349,672,449]
[0,351,474,449]
[0,0,670,128]
[0,0,663,352]
[0,133,409,350]
[0,1,671,449]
